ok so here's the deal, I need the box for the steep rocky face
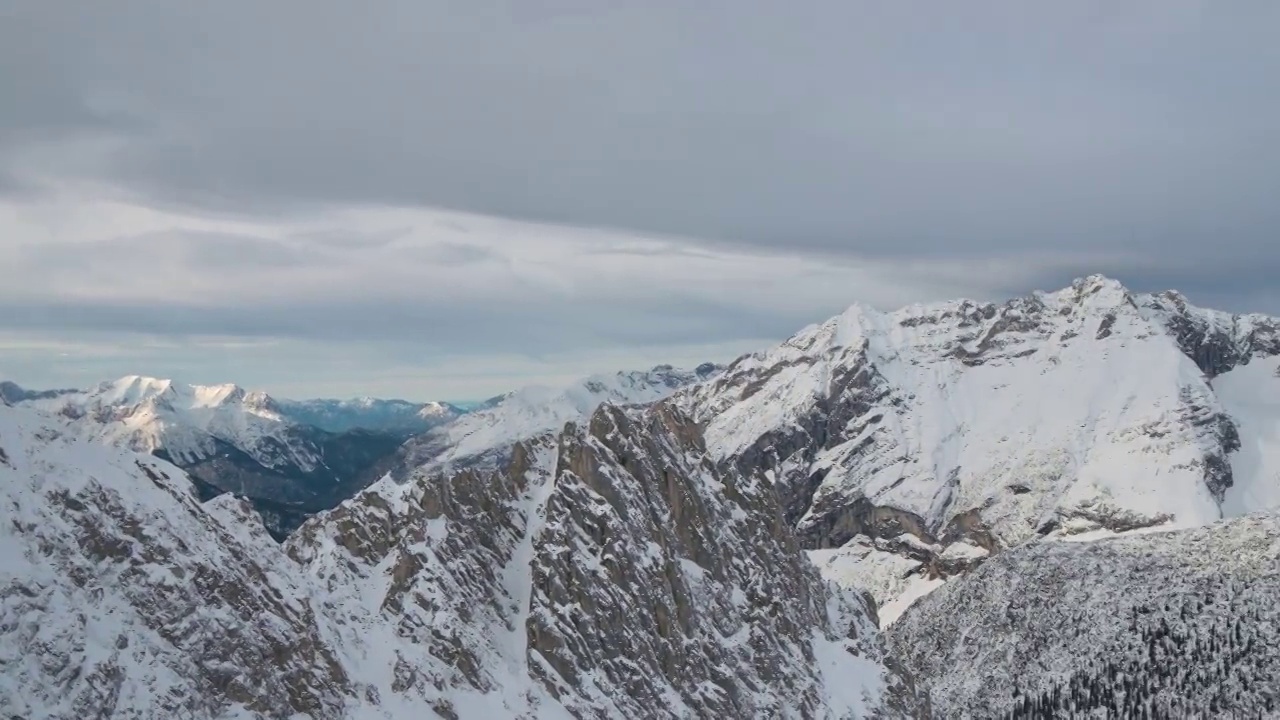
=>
[289,401,921,718]
[0,403,350,719]
[1140,290,1280,377]
[887,513,1280,718]
[676,276,1280,619]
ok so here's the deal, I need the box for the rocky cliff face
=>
[290,400,921,718]
[675,276,1280,620]
[1,398,919,718]
[1139,290,1280,377]
[0,402,350,719]
[887,513,1280,718]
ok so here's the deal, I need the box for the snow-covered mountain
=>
[674,275,1280,621]
[270,396,464,435]
[397,362,723,473]
[11,376,408,538]
[21,375,313,467]
[0,397,921,718]
[0,400,350,718]
[888,512,1280,718]
[4,364,724,541]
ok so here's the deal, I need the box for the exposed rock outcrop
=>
[291,401,922,718]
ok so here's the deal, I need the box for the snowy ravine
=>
[886,513,1280,718]
[674,275,1280,622]
[0,398,921,718]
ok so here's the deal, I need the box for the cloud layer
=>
[2,1,1278,397]
[1,195,1079,397]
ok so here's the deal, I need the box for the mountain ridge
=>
[675,274,1280,622]
[394,362,724,475]
[0,393,921,718]
[7,376,433,539]
[3,363,723,541]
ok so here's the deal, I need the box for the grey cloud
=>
[289,227,411,250]
[394,242,501,267]
[3,0,1279,367]
[4,2,1278,277]
[0,292,809,359]
[19,230,321,271]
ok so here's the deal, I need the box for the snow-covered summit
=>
[676,275,1280,619]
[22,375,300,468]
[1138,288,1280,377]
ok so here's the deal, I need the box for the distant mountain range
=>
[1,365,721,538]
[395,362,724,474]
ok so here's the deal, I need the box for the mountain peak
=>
[101,375,176,405]
[1074,272,1127,292]
[1035,274,1135,313]
[96,376,259,410]
[0,380,25,405]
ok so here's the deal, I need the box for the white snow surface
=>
[19,375,319,470]
[416,363,720,469]
[688,277,1232,540]
[1217,354,1280,515]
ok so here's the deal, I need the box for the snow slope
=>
[676,275,1280,619]
[398,362,722,472]
[11,377,421,538]
[0,401,349,719]
[1215,354,1280,515]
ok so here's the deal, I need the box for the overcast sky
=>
[3,1,1278,400]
